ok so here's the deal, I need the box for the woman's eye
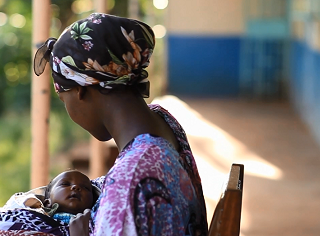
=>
[60,182,69,186]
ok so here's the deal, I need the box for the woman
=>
[34,13,208,236]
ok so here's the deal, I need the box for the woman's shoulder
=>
[148,104,169,116]
[148,104,183,133]
[91,176,106,190]
[148,104,190,150]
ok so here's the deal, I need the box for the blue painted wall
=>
[167,35,241,97]
[290,40,320,143]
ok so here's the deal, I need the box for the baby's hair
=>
[44,168,74,200]
[44,178,56,200]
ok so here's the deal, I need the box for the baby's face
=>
[49,170,93,215]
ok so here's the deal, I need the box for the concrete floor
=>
[153,96,320,236]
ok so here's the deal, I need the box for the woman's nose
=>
[71,184,81,191]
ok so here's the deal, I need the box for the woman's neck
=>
[100,90,155,151]
[93,88,179,152]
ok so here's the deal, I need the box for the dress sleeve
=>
[90,176,106,190]
[134,178,175,236]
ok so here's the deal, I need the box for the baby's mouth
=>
[69,193,80,200]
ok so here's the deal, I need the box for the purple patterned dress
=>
[91,104,208,235]
[0,104,207,236]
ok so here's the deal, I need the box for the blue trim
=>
[239,38,287,98]
[289,40,320,144]
[167,35,240,97]
[246,19,289,39]
[290,41,320,108]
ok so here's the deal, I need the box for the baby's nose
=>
[71,184,81,191]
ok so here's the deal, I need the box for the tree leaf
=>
[136,22,154,48]
[62,56,77,67]
[79,22,87,32]
[82,28,92,34]
[105,76,129,85]
[80,35,93,40]
[107,48,124,65]
[72,22,79,31]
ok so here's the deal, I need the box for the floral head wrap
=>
[34,13,155,98]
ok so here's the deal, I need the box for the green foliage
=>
[110,0,128,17]
[0,0,78,205]
[0,109,91,206]
[0,0,131,115]
[0,0,146,206]
[0,112,31,204]
[0,0,32,115]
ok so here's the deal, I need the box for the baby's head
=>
[44,170,96,215]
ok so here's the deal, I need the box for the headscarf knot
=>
[34,38,57,76]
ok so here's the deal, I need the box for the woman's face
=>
[58,87,112,141]
[58,88,86,127]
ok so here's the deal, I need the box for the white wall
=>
[166,0,244,35]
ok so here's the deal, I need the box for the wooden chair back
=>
[208,164,244,236]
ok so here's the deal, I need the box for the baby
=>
[43,170,100,224]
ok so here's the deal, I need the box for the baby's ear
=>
[43,198,51,207]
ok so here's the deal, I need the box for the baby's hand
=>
[69,209,91,236]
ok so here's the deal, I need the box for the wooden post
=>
[94,0,106,13]
[89,0,107,179]
[31,0,51,188]
[128,0,139,19]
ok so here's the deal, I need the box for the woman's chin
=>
[92,133,112,142]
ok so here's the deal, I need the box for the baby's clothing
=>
[52,213,74,224]
[1,191,47,215]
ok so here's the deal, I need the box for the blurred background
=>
[1,0,320,235]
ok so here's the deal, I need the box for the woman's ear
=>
[77,86,87,100]
[43,198,51,207]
